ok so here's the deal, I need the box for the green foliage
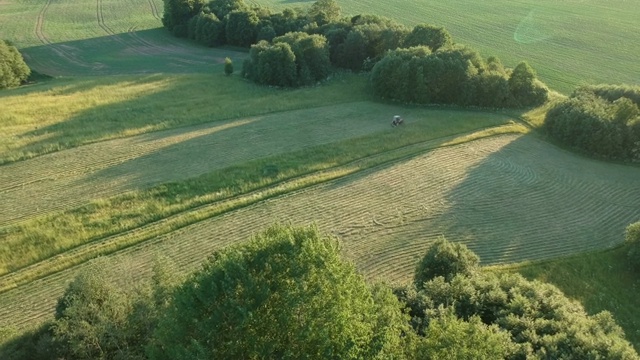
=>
[330,16,409,71]
[307,0,341,26]
[273,32,331,84]
[256,24,276,42]
[626,222,640,271]
[403,24,453,51]
[161,0,206,37]
[225,9,259,47]
[0,40,30,89]
[577,84,640,106]
[508,61,549,107]
[409,272,640,359]
[243,41,296,86]
[188,12,224,46]
[371,45,549,108]
[415,308,515,360]
[224,57,233,75]
[148,224,411,359]
[544,86,640,161]
[208,0,248,20]
[0,324,55,360]
[50,257,178,360]
[414,237,479,288]
[244,32,331,87]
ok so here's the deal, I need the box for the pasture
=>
[1,0,640,350]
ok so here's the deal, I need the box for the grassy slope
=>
[497,246,640,351]
[0,73,370,164]
[258,0,640,94]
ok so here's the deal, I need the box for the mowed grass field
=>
[1,0,640,349]
[1,132,639,333]
[0,0,239,75]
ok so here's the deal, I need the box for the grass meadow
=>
[1,0,639,350]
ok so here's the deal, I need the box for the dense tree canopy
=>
[242,32,331,87]
[544,85,640,161]
[414,237,479,287]
[403,24,452,51]
[0,40,30,89]
[396,241,640,360]
[371,45,548,108]
[161,0,206,36]
[148,224,412,359]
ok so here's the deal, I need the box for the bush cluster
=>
[544,84,640,161]
[397,237,640,360]
[370,46,548,107]
[0,40,31,90]
[241,32,331,87]
[627,222,640,271]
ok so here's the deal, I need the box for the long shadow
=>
[428,134,640,266]
[21,28,247,76]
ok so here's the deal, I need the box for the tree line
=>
[544,84,640,161]
[162,0,549,108]
[1,224,638,359]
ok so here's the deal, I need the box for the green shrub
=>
[147,224,412,359]
[544,86,640,161]
[0,40,30,89]
[414,237,479,288]
[626,222,640,271]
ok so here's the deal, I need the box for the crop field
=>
[1,133,639,330]
[257,0,640,93]
[2,0,638,89]
[0,0,239,75]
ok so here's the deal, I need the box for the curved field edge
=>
[0,73,370,165]
[1,132,639,331]
[0,122,525,291]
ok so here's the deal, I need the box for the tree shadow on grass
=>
[21,27,247,77]
[428,134,640,266]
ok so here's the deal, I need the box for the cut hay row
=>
[2,134,638,330]
[0,102,402,224]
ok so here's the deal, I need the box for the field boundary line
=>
[0,125,524,293]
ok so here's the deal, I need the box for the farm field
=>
[0,0,239,75]
[1,0,640,351]
[1,133,639,331]
[257,0,640,93]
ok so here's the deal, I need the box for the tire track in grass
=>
[147,0,161,21]
[33,0,92,71]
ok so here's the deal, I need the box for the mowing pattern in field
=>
[1,134,638,330]
[0,0,240,75]
[0,102,408,225]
